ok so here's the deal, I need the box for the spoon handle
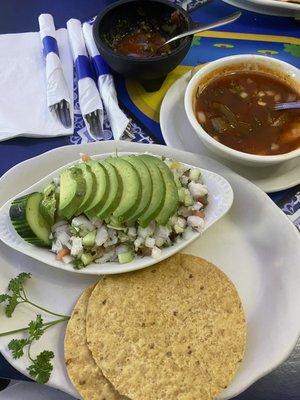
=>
[274,101,300,111]
[163,11,242,47]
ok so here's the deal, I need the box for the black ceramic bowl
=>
[93,0,193,90]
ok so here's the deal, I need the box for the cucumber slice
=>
[118,251,134,264]
[81,252,94,266]
[82,231,96,247]
[10,193,51,247]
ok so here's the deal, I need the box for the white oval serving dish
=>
[0,151,233,275]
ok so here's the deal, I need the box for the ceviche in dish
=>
[9,154,208,269]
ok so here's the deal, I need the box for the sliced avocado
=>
[40,182,57,226]
[97,161,122,219]
[84,160,108,218]
[142,155,179,226]
[122,155,152,223]
[75,163,97,215]
[137,156,165,227]
[59,168,86,220]
[106,157,141,223]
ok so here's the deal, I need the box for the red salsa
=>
[106,11,183,58]
[195,71,300,155]
[115,28,170,57]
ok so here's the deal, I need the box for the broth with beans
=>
[195,71,300,155]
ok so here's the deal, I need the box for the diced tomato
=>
[194,210,205,218]
[81,154,91,162]
[56,247,70,261]
[197,196,208,205]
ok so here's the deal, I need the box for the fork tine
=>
[85,113,93,131]
[62,100,72,128]
[85,111,102,139]
[57,101,68,128]
[90,114,98,135]
[55,102,64,126]
[92,112,102,136]
[123,121,135,140]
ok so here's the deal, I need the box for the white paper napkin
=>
[38,14,70,108]
[82,22,130,140]
[0,29,73,141]
[67,19,104,136]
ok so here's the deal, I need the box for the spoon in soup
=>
[274,101,300,110]
[158,11,242,50]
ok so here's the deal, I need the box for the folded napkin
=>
[82,22,130,140]
[67,19,104,137]
[38,14,70,109]
[0,29,73,141]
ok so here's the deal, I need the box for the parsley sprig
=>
[0,273,69,384]
[0,272,68,318]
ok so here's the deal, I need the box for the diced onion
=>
[258,100,267,106]
[197,111,206,124]
[240,92,248,99]
[271,143,279,151]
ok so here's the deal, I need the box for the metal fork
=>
[85,110,103,139]
[121,120,135,140]
[50,99,72,128]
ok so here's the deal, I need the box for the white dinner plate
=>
[222,0,300,17]
[0,141,299,400]
[0,151,232,275]
[160,72,300,193]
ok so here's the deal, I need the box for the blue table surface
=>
[0,1,299,399]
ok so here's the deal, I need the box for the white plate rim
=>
[222,0,300,16]
[0,141,299,400]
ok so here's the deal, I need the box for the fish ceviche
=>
[10,154,208,269]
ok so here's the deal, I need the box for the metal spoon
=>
[274,101,300,111]
[159,11,242,49]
